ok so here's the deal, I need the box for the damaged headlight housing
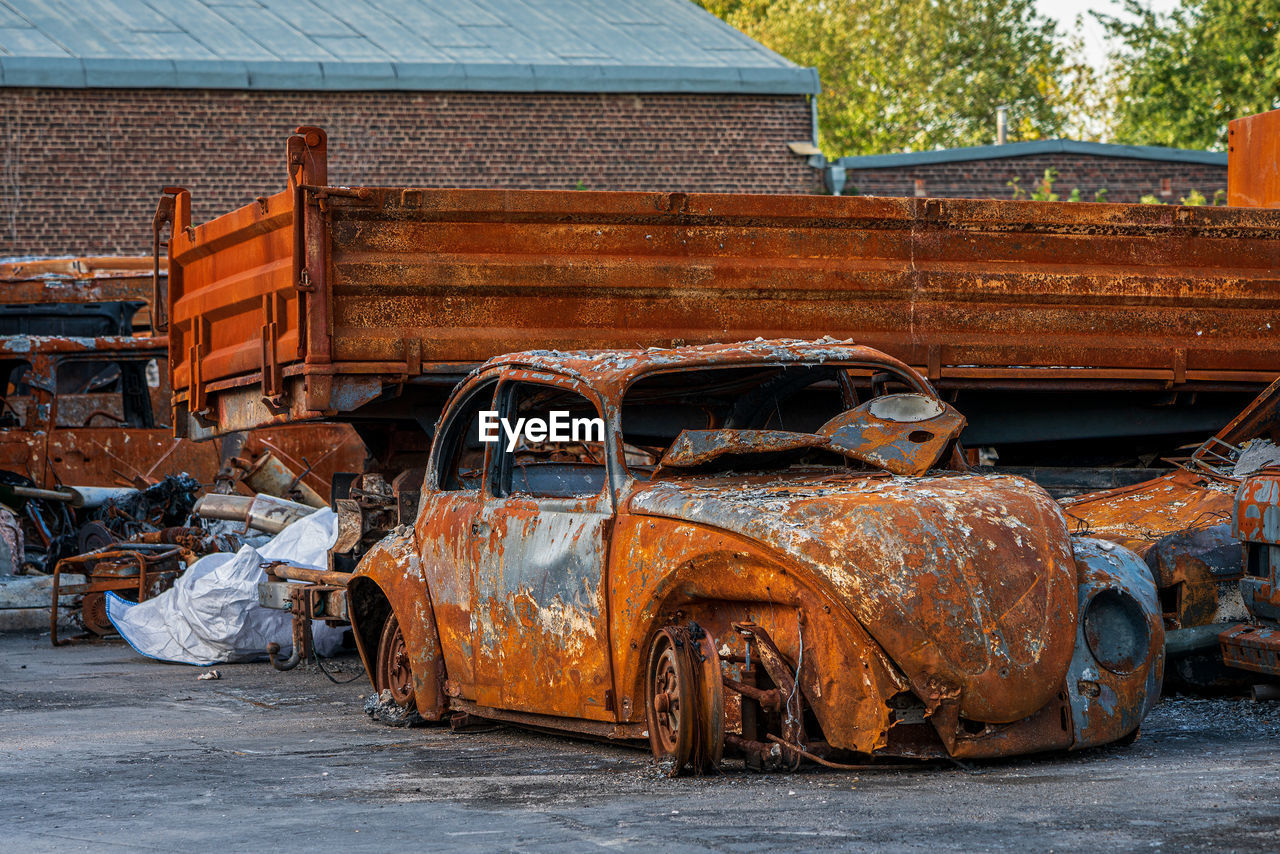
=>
[1083,588,1149,675]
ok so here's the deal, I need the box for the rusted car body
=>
[1062,377,1280,628]
[1060,377,1280,687]
[345,340,1163,772]
[164,128,1280,461]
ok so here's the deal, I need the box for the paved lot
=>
[1,631,1277,852]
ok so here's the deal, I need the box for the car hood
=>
[628,471,1078,723]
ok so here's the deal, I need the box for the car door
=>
[473,371,616,720]
[414,376,498,698]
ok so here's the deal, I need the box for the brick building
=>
[0,0,821,256]
[834,140,1227,204]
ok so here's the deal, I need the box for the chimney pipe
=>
[996,106,1008,145]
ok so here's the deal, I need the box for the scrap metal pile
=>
[6,110,1280,775]
[0,257,366,645]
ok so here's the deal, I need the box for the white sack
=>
[107,508,345,665]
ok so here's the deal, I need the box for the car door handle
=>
[471,520,488,536]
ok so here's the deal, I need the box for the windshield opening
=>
[620,363,940,479]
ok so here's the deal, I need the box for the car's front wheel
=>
[645,624,723,776]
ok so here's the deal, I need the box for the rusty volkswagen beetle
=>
[347,339,1163,773]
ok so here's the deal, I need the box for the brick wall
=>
[845,153,1227,204]
[1,88,818,256]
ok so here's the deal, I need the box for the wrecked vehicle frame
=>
[1061,375,1280,689]
[0,260,368,576]
[344,339,1164,774]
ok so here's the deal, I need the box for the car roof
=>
[478,338,930,393]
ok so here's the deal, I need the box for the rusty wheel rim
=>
[652,645,682,753]
[376,613,414,708]
[645,629,694,771]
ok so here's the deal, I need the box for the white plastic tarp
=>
[107,508,344,665]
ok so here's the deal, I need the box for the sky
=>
[1036,0,1179,68]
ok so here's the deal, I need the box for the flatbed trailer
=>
[163,126,1280,448]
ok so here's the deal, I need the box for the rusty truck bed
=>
[164,127,1280,440]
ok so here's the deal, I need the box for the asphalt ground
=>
[1,631,1277,853]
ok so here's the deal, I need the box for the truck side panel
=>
[167,129,1280,438]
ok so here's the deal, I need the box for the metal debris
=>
[1061,376,1280,690]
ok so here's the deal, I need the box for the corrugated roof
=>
[837,139,1225,169]
[0,0,819,94]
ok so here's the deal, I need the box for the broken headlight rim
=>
[1083,588,1149,675]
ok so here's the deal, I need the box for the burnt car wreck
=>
[344,340,1164,774]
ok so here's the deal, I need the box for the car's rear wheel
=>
[376,612,414,705]
[645,624,724,776]
[367,612,424,727]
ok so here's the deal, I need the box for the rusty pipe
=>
[12,484,140,509]
[192,493,251,519]
[722,676,783,712]
[9,485,82,506]
[266,641,300,671]
[264,563,350,587]
[267,603,313,671]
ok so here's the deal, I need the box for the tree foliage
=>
[693,0,1068,156]
[1100,0,1280,150]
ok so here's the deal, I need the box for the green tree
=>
[1099,0,1280,150]
[693,0,1069,155]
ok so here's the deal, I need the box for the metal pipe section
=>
[264,564,350,587]
[9,485,82,506]
[73,487,141,509]
[193,493,316,534]
[10,485,139,509]
[192,493,252,522]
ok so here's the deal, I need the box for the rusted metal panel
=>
[1066,539,1164,748]
[168,126,1280,438]
[346,339,1163,766]
[0,257,161,329]
[1220,623,1280,676]
[1063,468,1237,557]
[1228,108,1280,207]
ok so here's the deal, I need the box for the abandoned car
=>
[346,339,1164,773]
[1061,377,1280,690]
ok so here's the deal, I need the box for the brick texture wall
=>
[1,88,818,256]
[846,153,1226,204]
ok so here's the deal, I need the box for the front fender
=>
[1067,537,1164,749]
[609,513,911,754]
[348,529,448,721]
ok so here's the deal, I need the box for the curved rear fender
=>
[349,529,448,721]
[1067,537,1164,749]
[610,514,909,754]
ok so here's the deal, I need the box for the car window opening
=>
[494,382,607,499]
[621,364,957,479]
